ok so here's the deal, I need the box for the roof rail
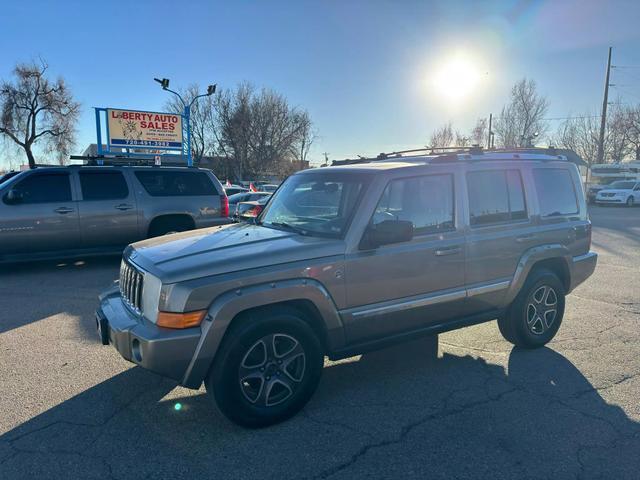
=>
[331,146,586,166]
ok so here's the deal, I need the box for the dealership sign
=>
[107,108,183,149]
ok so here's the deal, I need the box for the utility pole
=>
[596,47,613,165]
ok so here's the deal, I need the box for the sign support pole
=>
[184,105,192,167]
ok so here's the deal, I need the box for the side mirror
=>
[4,189,23,204]
[360,220,413,249]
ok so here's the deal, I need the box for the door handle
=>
[435,246,462,256]
[515,234,537,243]
[115,204,133,211]
[54,207,74,214]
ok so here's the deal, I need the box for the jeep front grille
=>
[119,259,144,313]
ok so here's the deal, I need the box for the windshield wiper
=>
[266,221,310,236]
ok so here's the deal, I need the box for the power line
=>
[612,84,640,102]
[491,114,600,121]
[542,115,601,121]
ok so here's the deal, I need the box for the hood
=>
[127,223,345,283]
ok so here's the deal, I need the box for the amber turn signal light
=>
[157,310,207,329]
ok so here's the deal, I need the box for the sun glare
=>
[431,54,481,103]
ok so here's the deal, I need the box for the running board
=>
[328,309,503,360]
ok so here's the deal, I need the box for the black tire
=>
[496,313,516,344]
[498,269,565,349]
[206,306,324,428]
[627,196,634,207]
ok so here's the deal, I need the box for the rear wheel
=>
[627,196,634,207]
[498,269,565,349]
[206,306,323,428]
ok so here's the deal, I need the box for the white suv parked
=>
[595,180,640,207]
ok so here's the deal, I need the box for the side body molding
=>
[181,278,344,388]
[504,243,571,305]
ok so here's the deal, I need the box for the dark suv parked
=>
[96,148,597,427]
[0,165,229,262]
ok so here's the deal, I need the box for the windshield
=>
[608,181,636,190]
[228,192,249,203]
[259,173,367,237]
[0,171,21,186]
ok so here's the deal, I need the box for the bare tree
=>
[215,83,310,179]
[623,105,640,160]
[0,60,80,168]
[552,107,628,166]
[607,104,628,162]
[164,84,217,164]
[552,114,599,166]
[455,130,471,147]
[494,78,549,148]
[215,83,253,180]
[429,122,455,149]
[290,110,315,171]
[470,118,488,146]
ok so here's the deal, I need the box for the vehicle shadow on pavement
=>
[1,337,639,479]
[0,256,120,335]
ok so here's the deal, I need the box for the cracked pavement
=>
[1,206,639,479]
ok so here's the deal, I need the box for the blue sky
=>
[2,0,640,168]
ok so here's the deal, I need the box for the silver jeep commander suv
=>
[96,147,597,427]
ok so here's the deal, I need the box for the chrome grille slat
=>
[133,273,140,310]
[127,268,133,303]
[119,258,144,313]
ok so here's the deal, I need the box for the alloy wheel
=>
[526,285,558,335]
[238,333,306,407]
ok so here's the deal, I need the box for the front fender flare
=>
[180,278,343,388]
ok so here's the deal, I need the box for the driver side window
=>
[372,174,455,235]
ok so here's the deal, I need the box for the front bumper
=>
[96,288,202,385]
[568,251,598,292]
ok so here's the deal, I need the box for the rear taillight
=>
[586,221,592,248]
[220,195,229,217]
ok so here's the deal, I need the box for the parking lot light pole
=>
[154,78,216,167]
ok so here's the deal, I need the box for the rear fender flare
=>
[505,244,571,305]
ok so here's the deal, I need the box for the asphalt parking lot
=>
[1,206,639,479]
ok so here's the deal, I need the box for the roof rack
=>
[68,155,198,168]
[331,146,586,167]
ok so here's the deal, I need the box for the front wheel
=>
[498,269,565,349]
[206,307,323,428]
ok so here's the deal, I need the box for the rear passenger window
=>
[11,174,71,204]
[79,172,128,200]
[533,169,579,217]
[467,170,527,226]
[373,174,454,235]
[135,171,217,196]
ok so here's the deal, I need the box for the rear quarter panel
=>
[130,169,227,236]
